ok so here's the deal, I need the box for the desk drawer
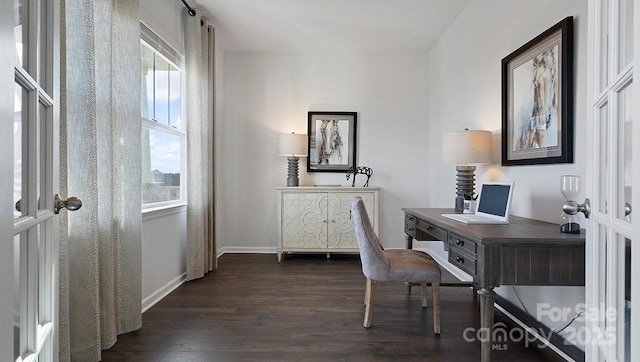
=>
[416,219,448,241]
[448,232,477,255]
[404,214,417,238]
[449,247,477,276]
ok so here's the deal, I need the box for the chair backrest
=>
[350,197,391,281]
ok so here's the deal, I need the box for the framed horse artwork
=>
[307,111,357,172]
[501,16,574,166]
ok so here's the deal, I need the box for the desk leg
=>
[405,234,414,295]
[478,288,495,362]
[405,234,413,249]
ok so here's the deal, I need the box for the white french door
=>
[587,0,639,361]
[2,0,61,361]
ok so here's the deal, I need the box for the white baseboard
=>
[142,273,187,313]
[216,246,276,257]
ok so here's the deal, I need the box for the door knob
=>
[54,194,82,214]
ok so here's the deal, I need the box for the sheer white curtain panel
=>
[184,9,216,280]
[59,0,142,360]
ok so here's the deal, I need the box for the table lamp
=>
[279,132,308,187]
[442,129,492,212]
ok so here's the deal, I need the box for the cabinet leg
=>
[478,288,495,362]
[326,252,330,259]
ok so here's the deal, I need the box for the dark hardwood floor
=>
[101,254,564,361]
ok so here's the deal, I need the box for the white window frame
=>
[140,23,186,212]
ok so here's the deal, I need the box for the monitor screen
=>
[477,184,511,216]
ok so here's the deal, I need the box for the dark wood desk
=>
[402,208,585,362]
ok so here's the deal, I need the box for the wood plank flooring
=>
[101,253,566,361]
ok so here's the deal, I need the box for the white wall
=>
[141,209,187,311]
[139,0,184,53]
[425,0,588,350]
[219,52,430,252]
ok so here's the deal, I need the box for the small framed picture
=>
[307,111,357,172]
[502,17,574,166]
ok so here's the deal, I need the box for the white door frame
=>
[1,0,17,359]
[632,1,640,360]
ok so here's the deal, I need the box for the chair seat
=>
[384,249,441,283]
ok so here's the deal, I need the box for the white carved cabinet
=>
[276,187,379,262]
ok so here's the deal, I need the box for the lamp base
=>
[455,165,476,212]
[286,156,300,187]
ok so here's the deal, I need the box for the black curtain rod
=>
[181,0,196,16]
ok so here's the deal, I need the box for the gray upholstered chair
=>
[350,196,441,334]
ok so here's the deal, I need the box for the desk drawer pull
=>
[455,255,464,263]
[407,227,414,232]
[455,239,464,246]
[426,226,433,231]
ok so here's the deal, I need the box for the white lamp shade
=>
[279,133,308,157]
[442,129,492,165]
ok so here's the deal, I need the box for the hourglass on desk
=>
[560,175,591,233]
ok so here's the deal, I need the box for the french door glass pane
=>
[14,83,24,219]
[598,226,608,335]
[599,0,610,92]
[617,81,632,222]
[618,0,634,72]
[38,0,49,92]
[14,0,23,66]
[618,234,631,361]
[13,234,21,362]
[38,100,50,210]
[598,103,609,214]
[37,223,43,329]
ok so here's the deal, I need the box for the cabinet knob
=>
[455,239,464,246]
[426,226,433,231]
[330,219,336,223]
[455,255,464,263]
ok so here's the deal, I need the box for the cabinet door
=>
[282,193,327,249]
[327,192,374,249]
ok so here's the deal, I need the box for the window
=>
[140,25,185,208]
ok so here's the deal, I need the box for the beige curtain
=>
[184,9,216,280]
[59,0,142,360]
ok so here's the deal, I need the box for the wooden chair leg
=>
[421,282,427,308]
[364,279,370,306]
[432,282,440,334]
[363,279,376,328]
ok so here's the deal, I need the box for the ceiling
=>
[194,0,470,52]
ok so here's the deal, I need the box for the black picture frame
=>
[307,111,357,172]
[501,16,574,166]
